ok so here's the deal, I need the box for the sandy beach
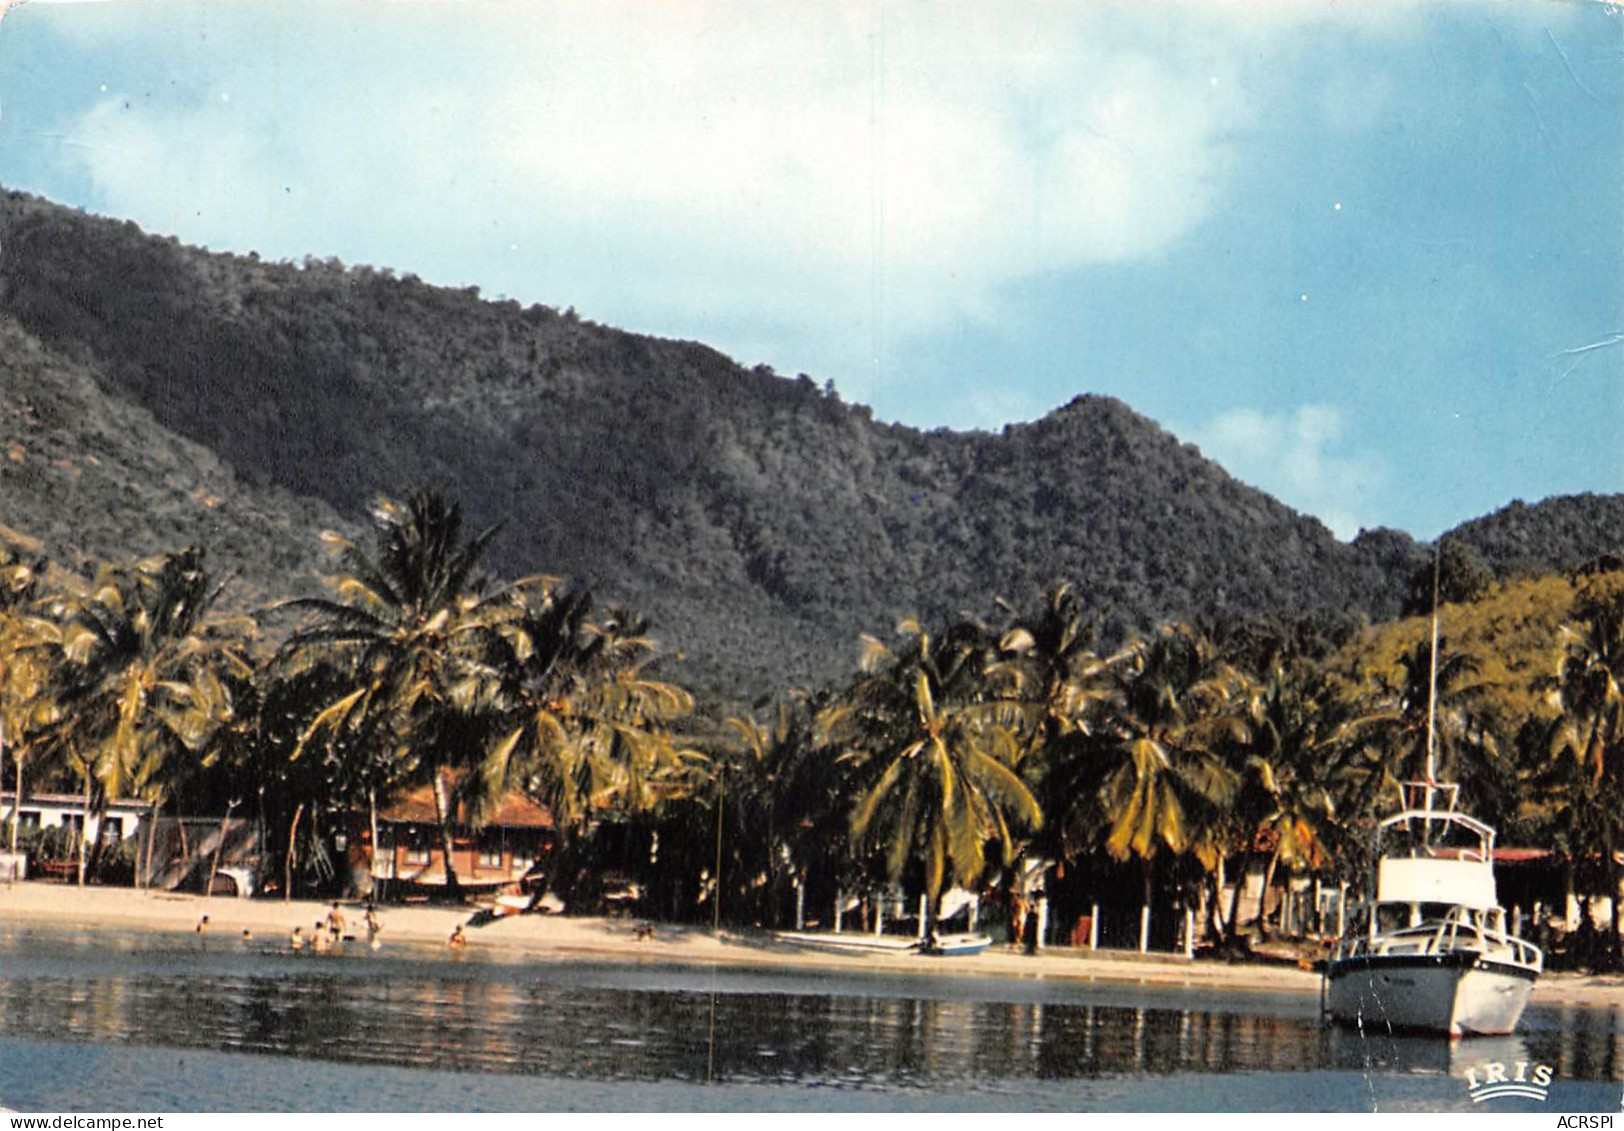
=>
[3,879,1621,1008]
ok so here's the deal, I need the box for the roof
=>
[378,774,554,830]
[2,792,152,814]
[1492,847,1554,864]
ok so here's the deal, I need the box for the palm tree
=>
[275,490,521,898]
[1090,624,1242,869]
[1053,623,1245,947]
[1555,581,1624,789]
[987,585,1125,884]
[488,592,699,841]
[711,688,856,927]
[990,584,1115,746]
[0,544,64,855]
[819,618,1041,937]
[1225,660,1378,944]
[1538,578,1624,961]
[49,548,252,884]
[1344,634,1490,822]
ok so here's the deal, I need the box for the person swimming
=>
[447,923,467,948]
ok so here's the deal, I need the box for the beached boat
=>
[926,932,993,956]
[1323,561,1541,1036]
[1322,779,1542,1037]
[774,930,992,957]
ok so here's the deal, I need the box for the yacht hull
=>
[1325,951,1537,1037]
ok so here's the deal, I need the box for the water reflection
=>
[0,926,1617,1094]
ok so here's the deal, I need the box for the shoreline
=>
[3,880,1622,1007]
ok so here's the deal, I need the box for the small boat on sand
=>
[774,931,992,957]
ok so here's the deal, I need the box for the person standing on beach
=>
[448,923,467,948]
[364,905,382,948]
[195,915,209,935]
[313,921,331,952]
[326,901,347,941]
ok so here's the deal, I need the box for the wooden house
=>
[368,775,556,897]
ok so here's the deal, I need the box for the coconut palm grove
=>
[3,487,1623,969]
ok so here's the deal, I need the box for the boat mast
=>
[1424,544,1442,806]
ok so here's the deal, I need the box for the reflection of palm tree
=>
[821,619,1040,935]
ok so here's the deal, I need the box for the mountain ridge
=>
[2,189,1620,698]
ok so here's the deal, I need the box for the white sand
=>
[2,879,1619,1006]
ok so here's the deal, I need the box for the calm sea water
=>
[0,924,1619,1112]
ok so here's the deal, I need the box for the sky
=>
[0,0,1618,541]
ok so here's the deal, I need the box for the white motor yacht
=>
[1323,779,1542,1037]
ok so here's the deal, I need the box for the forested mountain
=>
[1447,494,1624,579]
[0,189,1619,698]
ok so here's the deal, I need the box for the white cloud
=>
[1186,404,1387,539]
[31,0,1445,388]
[39,6,1257,326]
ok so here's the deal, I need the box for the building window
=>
[16,811,39,832]
[478,847,503,869]
[103,817,123,843]
[404,845,430,866]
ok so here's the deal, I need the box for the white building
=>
[1,792,152,879]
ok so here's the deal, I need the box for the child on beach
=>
[290,925,306,950]
[195,915,209,935]
[364,905,382,949]
[447,923,467,948]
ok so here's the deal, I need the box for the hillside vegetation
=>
[2,189,1622,698]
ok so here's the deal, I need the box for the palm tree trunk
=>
[431,769,463,900]
[76,771,92,887]
[1257,852,1282,941]
[284,801,305,902]
[140,798,159,890]
[368,787,380,899]
[1203,866,1223,946]
[1224,850,1253,950]
[86,798,110,884]
[8,741,22,856]
[207,799,237,898]
[1140,860,1154,954]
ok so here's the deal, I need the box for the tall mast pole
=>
[1425,545,1441,793]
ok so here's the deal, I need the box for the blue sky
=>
[0,0,1618,541]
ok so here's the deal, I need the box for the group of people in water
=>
[195,900,472,952]
[287,901,384,951]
